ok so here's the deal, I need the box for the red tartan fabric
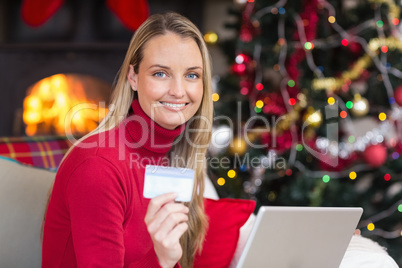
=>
[0,136,72,171]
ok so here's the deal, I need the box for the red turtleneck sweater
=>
[42,100,185,268]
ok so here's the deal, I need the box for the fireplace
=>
[23,73,111,136]
[0,0,204,137]
[0,43,126,136]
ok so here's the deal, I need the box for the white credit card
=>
[143,165,195,202]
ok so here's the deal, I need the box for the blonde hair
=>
[42,12,213,268]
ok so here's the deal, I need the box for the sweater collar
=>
[124,99,186,154]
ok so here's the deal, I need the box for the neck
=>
[123,99,186,155]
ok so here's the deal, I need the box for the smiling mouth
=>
[159,101,189,108]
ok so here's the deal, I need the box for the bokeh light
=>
[228,170,236,178]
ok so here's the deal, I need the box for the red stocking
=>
[107,0,149,31]
[21,0,65,27]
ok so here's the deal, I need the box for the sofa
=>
[0,136,399,268]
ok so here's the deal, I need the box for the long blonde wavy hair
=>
[42,12,213,268]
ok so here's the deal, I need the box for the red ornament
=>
[394,86,402,106]
[239,1,257,43]
[261,130,293,153]
[363,144,387,168]
[318,152,357,172]
[260,92,287,116]
[349,42,363,54]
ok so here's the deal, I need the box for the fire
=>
[23,74,108,136]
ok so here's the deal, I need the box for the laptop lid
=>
[236,206,363,268]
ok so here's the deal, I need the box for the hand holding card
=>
[144,192,189,267]
[143,165,195,202]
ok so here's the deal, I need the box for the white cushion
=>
[339,235,398,268]
[0,157,55,268]
[203,173,219,200]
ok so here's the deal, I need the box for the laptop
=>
[236,206,363,268]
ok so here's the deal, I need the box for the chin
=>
[158,114,187,128]
[160,123,181,130]
[157,120,183,130]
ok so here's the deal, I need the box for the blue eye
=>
[187,73,199,79]
[154,72,166,78]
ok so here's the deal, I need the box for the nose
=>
[168,77,185,98]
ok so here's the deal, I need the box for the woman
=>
[42,12,213,268]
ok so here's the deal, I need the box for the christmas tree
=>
[207,0,402,264]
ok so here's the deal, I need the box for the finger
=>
[146,201,188,227]
[145,192,178,219]
[163,222,189,248]
[151,212,189,242]
[146,203,189,232]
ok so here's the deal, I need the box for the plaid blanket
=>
[0,136,72,171]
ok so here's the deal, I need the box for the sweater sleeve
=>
[65,156,163,268]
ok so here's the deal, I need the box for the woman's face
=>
[127,32,204,130]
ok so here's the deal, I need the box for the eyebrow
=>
[148,64,203,71]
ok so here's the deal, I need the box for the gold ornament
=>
[246,130,262,143]
[229,136,248,155]
[303,107,322,128]
[275,101,304,132]
[351,94,369,117]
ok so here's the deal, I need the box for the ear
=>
[127,64,137,91]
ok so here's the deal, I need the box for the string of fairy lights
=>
[207,0,402,238]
